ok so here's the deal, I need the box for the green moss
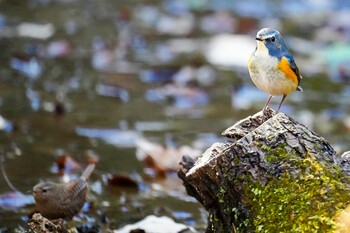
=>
[218,186,226,204]
[244,145,350,232]
[262,143,295,163]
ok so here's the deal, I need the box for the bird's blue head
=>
[255,28,287,59]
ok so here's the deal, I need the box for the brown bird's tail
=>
[81,164,95,181]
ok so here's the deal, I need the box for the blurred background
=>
[1,0,350,231]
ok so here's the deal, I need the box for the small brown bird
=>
[32,164,95,220]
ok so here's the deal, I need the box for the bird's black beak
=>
[255,37,263,41]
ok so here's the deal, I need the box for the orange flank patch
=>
[278,57,298,85]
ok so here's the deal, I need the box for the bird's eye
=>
[42,188,47,193]
[270,36,275,42]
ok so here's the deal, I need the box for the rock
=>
[178,108,350,232]
[115,215,193,233]
[17,23,55,40]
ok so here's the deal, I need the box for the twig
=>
[0,153,21,193]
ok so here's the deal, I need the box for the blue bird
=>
[248,28,303,114]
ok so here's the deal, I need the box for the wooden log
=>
[178,108,350,232]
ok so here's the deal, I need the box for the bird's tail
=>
[81,164,95,181]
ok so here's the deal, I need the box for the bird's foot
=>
[260,106,275,123]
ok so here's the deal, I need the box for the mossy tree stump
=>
[178,108,350,232]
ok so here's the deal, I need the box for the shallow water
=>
[1,0,350,231]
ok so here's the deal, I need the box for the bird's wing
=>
[282,53,302,85]
[57,165,94,206]
[59,180,87,206]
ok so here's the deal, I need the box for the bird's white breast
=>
[248,46,296,96]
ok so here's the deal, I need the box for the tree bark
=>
[178,108,350,232]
